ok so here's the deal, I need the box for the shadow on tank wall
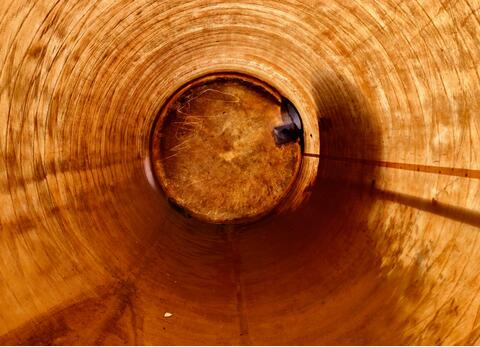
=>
[226,71,426,344]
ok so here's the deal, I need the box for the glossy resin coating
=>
[1,0,479,345]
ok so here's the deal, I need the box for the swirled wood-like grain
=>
[0,0,480,345]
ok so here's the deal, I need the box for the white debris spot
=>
[164,312,173,318]
[431,124,449,150]
[144,156,158,191]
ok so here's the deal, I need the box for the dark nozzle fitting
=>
[273,97,303,145]
[273,123,301,145]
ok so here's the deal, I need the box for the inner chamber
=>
[1,0,480,345]
[151,73,302,224]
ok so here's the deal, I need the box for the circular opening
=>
[150,73,303,224]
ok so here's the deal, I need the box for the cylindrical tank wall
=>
[0,0,479,345]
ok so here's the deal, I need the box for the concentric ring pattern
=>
[0,0,479,344]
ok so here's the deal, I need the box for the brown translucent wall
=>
[0,0,479,345]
